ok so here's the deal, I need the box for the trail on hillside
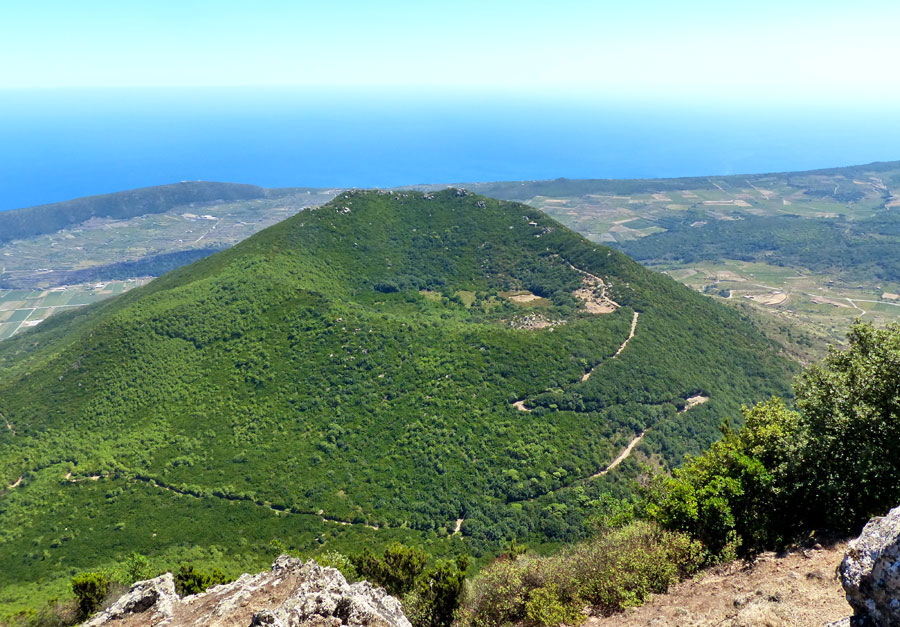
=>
[512,310,639,410]
[588,394,709,480]
[581,311,639,382]
[591,432,645,478]
[0,411,14,435]
[122,474,381,531]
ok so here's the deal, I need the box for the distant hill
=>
[0,181,269,245]
[0,189,792,615]
[462,159,900,201]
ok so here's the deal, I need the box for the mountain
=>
[0,189,792,615]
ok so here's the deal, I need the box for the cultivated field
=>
[0,279,152,339]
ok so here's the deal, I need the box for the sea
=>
[1,87,898,211]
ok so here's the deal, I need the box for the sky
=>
[2,0,899,102]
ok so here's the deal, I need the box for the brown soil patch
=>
[572,274,619,315]
[653,194,673,202]
[512,400,531,412]
[715,271,745,282]
[587,543,850,626]
[882,293,900,300]
[508,292,541,303]
[682,394,710,411]
[750,292,788,306]
[574,288,617,314]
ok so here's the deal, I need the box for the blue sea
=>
[1,88,898,211]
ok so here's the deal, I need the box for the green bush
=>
[406,556,469,627]
[71,572,111,619]
[524,584,582,626]
[120,552,154,584]
[457,521,702,626]
[316,551,358,582]
[351,543,428,597]
[174,564,231,597]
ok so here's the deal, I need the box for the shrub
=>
[121,552,154,584]
[174,564,231,596]
[71,572,111,619]
[406,556,469,627]
[457,521,702,626]
[567,521,704,615]
[316,551,358,582]
[351,543,427,597]
[524,584,582,627]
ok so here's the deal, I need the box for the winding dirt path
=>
[128,474,381,531]
[1,411,14,435]
[581,311,640,382]
[588,393,709,480]
[514,309,640,408]
[591,432,645,478]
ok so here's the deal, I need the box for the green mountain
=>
[0,189,792,615]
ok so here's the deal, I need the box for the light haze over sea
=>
[1,88,898,212]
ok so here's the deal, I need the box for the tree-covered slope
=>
[0,189,793,614]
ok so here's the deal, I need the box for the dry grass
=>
[587,543,850,626]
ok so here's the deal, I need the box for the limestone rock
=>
[839,504,900,626]
[83,555,410,626]
[83,573,177,626]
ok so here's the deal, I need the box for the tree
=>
[71,572,110,619]
[351,543,428,597]
[796,321,900,530]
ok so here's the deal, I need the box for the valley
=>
[0,190,792,616]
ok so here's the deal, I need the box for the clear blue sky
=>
[2,0,898,102]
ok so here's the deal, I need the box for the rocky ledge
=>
[84,555,411,627]
[836,503,900,627]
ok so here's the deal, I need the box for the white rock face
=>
[839,504,900,626]
[83,556,411,627]
[83,573,178,626]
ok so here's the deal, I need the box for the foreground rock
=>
[85,555,411,626]
[839,504,900,626]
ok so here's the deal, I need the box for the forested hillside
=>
[0,190,792,616]
[619,210,900,284]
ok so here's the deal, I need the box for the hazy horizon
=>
[2,87,899,210]
[2,1,899,209]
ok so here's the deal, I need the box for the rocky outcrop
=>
[84,555,411,626]
[84,573,178,626]
[839,504,900,626]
